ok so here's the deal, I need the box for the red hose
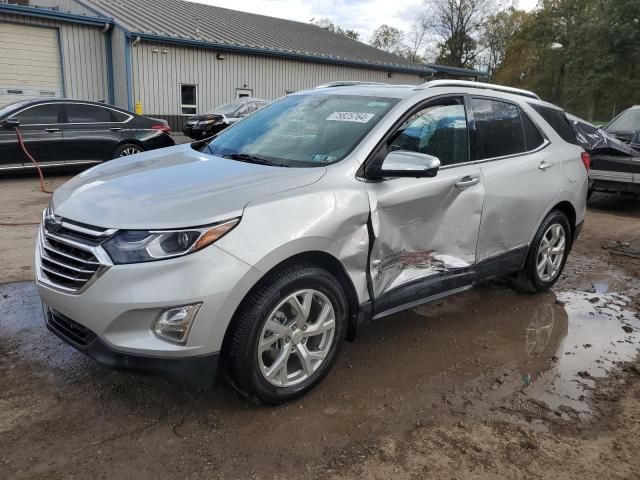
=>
[0,127,52,226]
[15,126,53,194]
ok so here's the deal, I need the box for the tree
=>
[493,0,640,121]
[404,15,430,62]
[311,18,360,41]
[370,25,405,55]
[478,7,528,78]
[424,0,502,68]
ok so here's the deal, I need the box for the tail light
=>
[581,151,591,171]
[152,124,171,133]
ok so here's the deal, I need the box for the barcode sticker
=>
[326,112,375,123]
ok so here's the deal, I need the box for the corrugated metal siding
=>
[131,42,425,123]
[110,26,128,108]
[14,0,101,17]
[0,12,109,102]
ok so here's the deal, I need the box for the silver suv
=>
[36,80,588,404]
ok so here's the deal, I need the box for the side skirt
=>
[365,246,529,321]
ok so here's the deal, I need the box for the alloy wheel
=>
[120,147,141,156]
[258,289,336,387]
[536,223,566,282]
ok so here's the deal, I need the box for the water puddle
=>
[524,288,640,415]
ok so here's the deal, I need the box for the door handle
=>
[538,161,554,171]
[109,127,123,131]
[44,128,59,133]
[455,176,480,189]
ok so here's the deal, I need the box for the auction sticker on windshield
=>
[327,112,375,123]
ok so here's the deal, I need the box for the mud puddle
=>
[523,288,640,416]
[1,272,639,478]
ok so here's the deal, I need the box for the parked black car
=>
[0,99,175,171]
[568,113,640,198]
[182,97,269,140]
[604,105,640,148]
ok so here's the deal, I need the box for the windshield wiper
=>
[222,153,290,167]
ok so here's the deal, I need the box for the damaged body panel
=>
[568,114,640,196]
[367,164,483,299]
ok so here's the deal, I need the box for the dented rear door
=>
[365,97,484,308]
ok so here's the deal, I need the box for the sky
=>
[194,0,539,41]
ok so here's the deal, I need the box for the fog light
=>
[153,303,202,344]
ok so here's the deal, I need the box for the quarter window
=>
[14,104,62,124]
[530,104,578,145]
[66,104,113,123]
[388,99,468,166]
[181,84,197,115]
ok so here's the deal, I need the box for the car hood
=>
[53,144,326,229]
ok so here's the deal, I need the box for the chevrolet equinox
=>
[36,81,588,404]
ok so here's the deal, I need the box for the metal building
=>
[0,0,483,130]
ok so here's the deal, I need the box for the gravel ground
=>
[1,173,639,479]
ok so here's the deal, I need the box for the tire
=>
[514,210,572,293]
[223,263,348,405]
[113,143,143,158]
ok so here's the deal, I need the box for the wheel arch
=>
[551,200,577,244]
[220,250,361,361]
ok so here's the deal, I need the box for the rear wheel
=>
[514,210,571,292]
[224,264,347,404]
[113,143,142,158]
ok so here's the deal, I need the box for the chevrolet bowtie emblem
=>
[45,214,63,234]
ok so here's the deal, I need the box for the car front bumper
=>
[36,233,262,387]
[44,305,220,389]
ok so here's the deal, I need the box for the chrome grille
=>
[36,208,115,293]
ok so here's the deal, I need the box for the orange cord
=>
[0,127,52,226]
[15,126,54,194]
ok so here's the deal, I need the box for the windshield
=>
[202,94,399,166]
[606,109,640,132]
[215,99,250,116]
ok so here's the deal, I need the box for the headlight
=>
[103,218,239,264]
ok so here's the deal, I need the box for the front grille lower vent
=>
[47,309,97,347]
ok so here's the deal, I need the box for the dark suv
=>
[0,99,175,171]
[605,105,640,147]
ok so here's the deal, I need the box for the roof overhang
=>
[426,64,488,78]
[0,3,112,27]
[130,32,437,76]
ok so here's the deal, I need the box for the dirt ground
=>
[1,174,640,479]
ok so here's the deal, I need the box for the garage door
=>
[0,23,63,107]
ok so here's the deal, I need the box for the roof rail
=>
[315,81,388,89]
[416,80,540,100]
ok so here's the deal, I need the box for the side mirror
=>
[2,118,20,129]
[371,150,441,178]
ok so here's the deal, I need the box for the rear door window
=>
[111,109,130,122]
[14,104,63,125]
[469,98,525,160]
[66,104,114,123]
[530,104,578,145]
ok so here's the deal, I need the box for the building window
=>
[180,84,197,115]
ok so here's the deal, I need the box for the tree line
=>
[314,0,640,122]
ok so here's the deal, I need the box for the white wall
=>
[130,41,426,117]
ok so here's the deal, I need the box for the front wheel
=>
[514,210,572,292]
[223,264,347,404]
